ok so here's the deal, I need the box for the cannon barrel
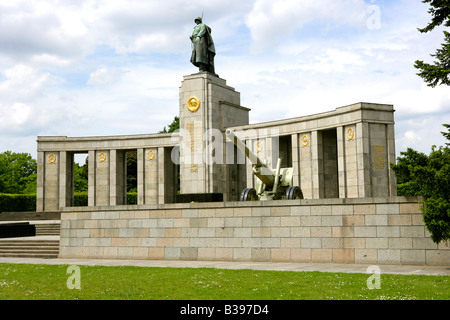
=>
[225,129,275,187]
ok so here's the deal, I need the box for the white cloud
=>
[0,103,31,127]
[0,1,93,66]
[387,84,450,115]
[85,0,251,55]
[57,6,89,37]
[245,0,367,52]
[10,103,31,125]
[395,115,448,154]
[0,64,49,102]
[404,130,422,143]
[298,49,366,74]
[88,67,123,86]
[30,54,73,67]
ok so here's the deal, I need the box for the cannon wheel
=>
[286,186,303,200]
[240,188,258,201]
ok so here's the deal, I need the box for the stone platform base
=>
[59,197,449,266]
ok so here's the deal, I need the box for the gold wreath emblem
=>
[301,135,309,147]
[256,141,263,153]
[347,128,355,141]
[98,152,107,162]
[48,153,56,164]
[187,96,201,113]
[147,150,155,160]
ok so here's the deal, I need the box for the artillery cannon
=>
[226,129,303,201]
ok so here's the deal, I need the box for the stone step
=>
[0,243,59,250]
[36,231,60,236]
[35,224,60,229]
[0,238,59,258]
[0,240,59,246]
[0,254,58,258]
[0,248,58,253]
[0,244,59,249]
[35,224,60,236]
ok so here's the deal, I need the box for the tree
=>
[442,124,450,144]
[414,0,450,87]
[74,160,88,192]
[391,124,450,244]
[390,148,429,196]
[0,151,37,194]
[126,151,137,193]
[159,116,180,133]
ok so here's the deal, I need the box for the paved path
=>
[0,256,448,275]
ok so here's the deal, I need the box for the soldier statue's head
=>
[194,17,202,24]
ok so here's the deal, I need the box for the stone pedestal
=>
[178,73,250,201]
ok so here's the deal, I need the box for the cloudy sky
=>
[0,0,448,162]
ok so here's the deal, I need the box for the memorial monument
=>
[35,18,449,266]
[190,17,216,75]
[36,17,398,209]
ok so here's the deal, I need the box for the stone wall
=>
[59,197,449,266]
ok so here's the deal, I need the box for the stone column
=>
[356,122,371,197]
[387,124,397,196]
[43,151,60,211]
[368,123,396,198]
[36,151,45,212]
[311,130,324,199]
[137,148,145,205]
[265,134,274,169]
[156,147,176,204]
[291,133,300,188]
[88,150,96,206]
[337,126,347,198]
[343,125,358,198]
[158,147,165,205]
[137,147,172,205]
[299,133,313,199]
[59,151,74,208]
[95,150,110,206]
[146,148,159,204]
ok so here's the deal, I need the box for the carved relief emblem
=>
[187,96,201,113]
[48,153,56,164]
[256,141,263,153]
[98,152,107,162]
[301,135,309,147]
[347,128,355,141]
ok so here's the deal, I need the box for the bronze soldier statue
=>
[190,17,216,75]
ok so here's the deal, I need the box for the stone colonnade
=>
[37,74,397,212]
[229,103,397,200]
[36,134,178,212]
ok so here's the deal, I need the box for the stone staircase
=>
[0,221,60,259]
[0,239,60,258]
[35,223,60,236]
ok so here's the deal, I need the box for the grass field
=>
[0,263,448,300]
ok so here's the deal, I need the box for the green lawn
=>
[0,263,448,300]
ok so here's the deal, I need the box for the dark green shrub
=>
[0,193,36,212]
[74,192,88,207]
[127,192,137,205]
